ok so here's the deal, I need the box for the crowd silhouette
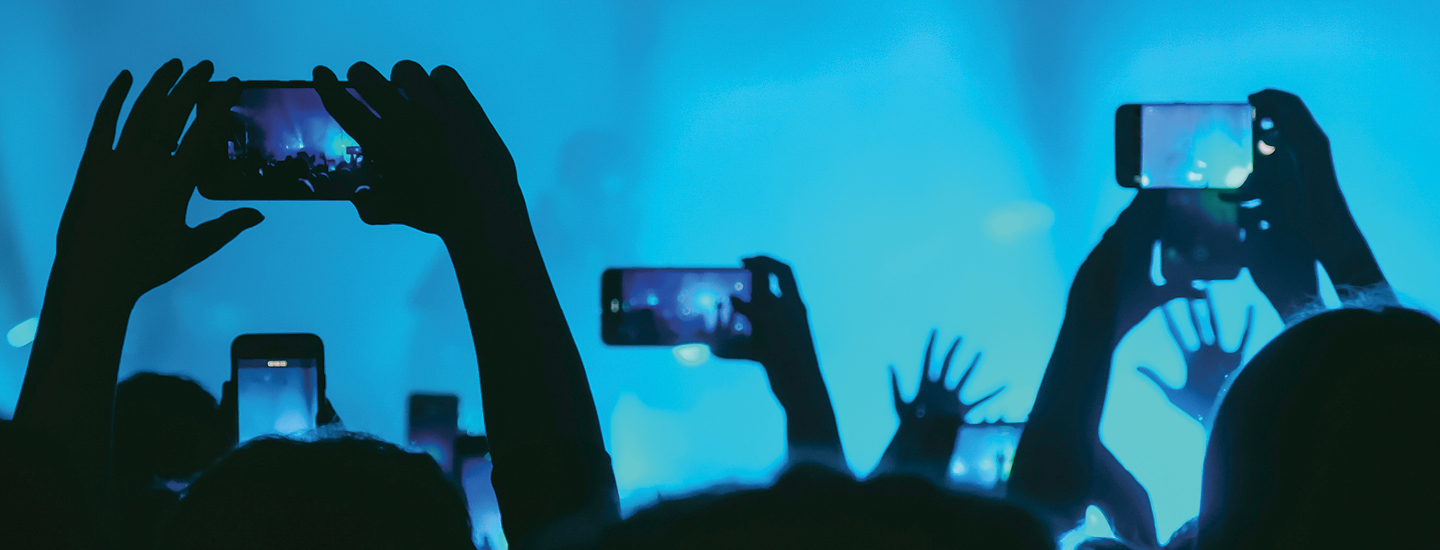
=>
[1,58,1435,550]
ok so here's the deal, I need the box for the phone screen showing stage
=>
[236,358,319,443]
[606,269,752,346]
[946,423,1024,491]
[1139,103,1253,189]
[210,85,374,199]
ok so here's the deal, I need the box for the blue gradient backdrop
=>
[3,0,1437,544]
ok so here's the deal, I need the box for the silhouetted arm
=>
[14,61,260,525]
[873,330,1001,482]
[315,61,618,546]
[716,256,845,471]
[1009,192,1198,550]
[1224,90,1394,319]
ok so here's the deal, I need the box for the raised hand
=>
[874,330,1002,482]
[1221,89,1393,317]
[718,256,844,470]
[1138,293,1254,428]
[314,61,525,241]
[58,60,262,304]
[889,330,1003,426]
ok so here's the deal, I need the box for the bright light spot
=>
[1136,174,1151,187]
[672,344,711,367]
[950,460,968,476]
[768,274,781,297]
[1194,160,1207,168]
[734,282,743,291]
[694,292,717,310]
[1258,140,1276,155]
[1240,199,1262,209]
[984,201,1056,243]
[1260,117,1274,130]
[7,317,38,347]
[646,294,659,306]
[1185,171,1203,182]
[610,299,620,313]
[1223,166,1248,188]
[1259,220,1271,230]
[267,360,288,367]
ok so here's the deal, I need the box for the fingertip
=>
[227,207,265,228]
[313,66,337,82]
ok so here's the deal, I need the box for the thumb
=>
[187,208,263,264]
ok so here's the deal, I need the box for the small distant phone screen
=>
[946,423,1025,491]
[1139,103,1253,189]
[607,269,752,346]
[459,454,507,549]
[236,358,319,443]
[210,85,373,200]
[408,394,459,474]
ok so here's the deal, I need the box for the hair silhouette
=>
[157,433,474,550]
[1197,307,1439,550]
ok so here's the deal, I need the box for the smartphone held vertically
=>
[601,268,752,347]
[454,435,505,549]
[198,81,377,201]
[231,333,325,445]
[407,393,459,475]
[1117,102,1254,282]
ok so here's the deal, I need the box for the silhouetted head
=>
[595,464,1051,550]
[158,434,474,550]
[113,373,227,490]
[0,420,94,549]
[111,373,228,550]
[1198,307,1440,550]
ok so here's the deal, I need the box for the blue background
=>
[3,0,1438,545]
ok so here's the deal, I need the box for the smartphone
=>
[408,393,459,474]
[1117,102,1252,281]
[946,422,1025,493]
[601,268,752,347]
[231,333,325,444]
[454,435,506,549]
[198,81,376,200]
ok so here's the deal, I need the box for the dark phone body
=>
[947,422,1025,493]
[408,393,459,474]
[198,81,375,201]
[601,268,753,347]
[1117,103,1250,282]
[231,333,326,444]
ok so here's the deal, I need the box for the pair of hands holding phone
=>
[59,59,517,307]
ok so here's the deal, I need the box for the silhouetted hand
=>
[314,61,524,240]
[1070,192,1205,345]
[875,330,1003,481]
[58,60,262,304]
[1137,292,1253,428]
[1222,89,1392,316]
[889,330,1003,427]
[716,256,843,469]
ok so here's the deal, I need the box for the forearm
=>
[13,260,136,505]
[763,353,844,467]
[442,224,618,539]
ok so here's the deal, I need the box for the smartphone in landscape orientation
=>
[1116,102,1253,281]
[946,422,1025,493]
[408,393,459,474]
[198,81,377,201]
[231,333,324,445]
[601,268,752,347]
[454,435,506,549]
